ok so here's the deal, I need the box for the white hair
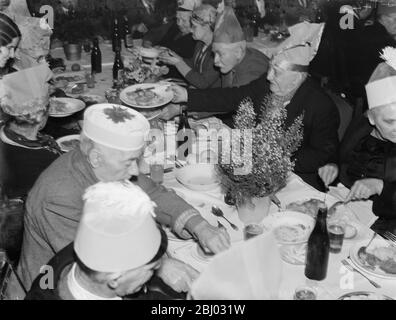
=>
[82,181,157,223]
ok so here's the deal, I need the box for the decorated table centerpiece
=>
[217,97,303,224]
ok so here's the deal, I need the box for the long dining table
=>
[162,165,396,300]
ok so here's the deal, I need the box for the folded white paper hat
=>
[74,181,161,272]
[366,47,396,109]
[82,104,150,151]
[177,0,202,11]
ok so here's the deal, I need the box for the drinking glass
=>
[86,72,95,88]
[328,223,345,254]
[150,163,164,184]
[293,285,317,300]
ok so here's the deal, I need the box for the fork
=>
[382,231,396,245]
[341,259,381,288]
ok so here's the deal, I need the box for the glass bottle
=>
[123,15,133,49]
[176,109,192,160]
[112,18,122,52]
[91,38,102,74]
[113,47,124,83]
[304,207,330,281]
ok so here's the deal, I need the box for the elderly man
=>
[212,6,268,88]
[161,22,339,191]
[321,47,396,233]
[25,181,198,300]
[8,104,229,298]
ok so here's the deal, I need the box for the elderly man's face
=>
[98,146,144,181]
[379,13,396,38]
[369,103,396,143]
[267,57,303,96]
[176,11,192,35]
[0,37,19,68]
[213,43,240,74]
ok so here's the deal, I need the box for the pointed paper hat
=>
[272,21,325,71]
[82,104,150,151]
[0,64,52,116]
[16,16,52,60]
[177,0,202,11]
[213,6,245,44]
[74,181,162,272]
[365,47,396,109]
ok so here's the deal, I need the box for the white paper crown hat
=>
[177,0,202,11]
[366,47,396,109]
[74,181,161,272]
[82,104,150,151]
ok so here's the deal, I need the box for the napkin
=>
[190,233,283,299]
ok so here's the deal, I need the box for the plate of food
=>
[119,83,173,109]
[338,291,393,300]
[76,94,107,106]
[56,134,80,152]
[349,238,396,279]
[53,71,85,88]
[261,211,315,245]
[49,98,86,117]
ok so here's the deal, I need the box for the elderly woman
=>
[159,4,220,89]
[321,47,396,232]
[0,12,21,77]
[0,65,61,199]
[160,22,340,191]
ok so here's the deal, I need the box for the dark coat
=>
[340,115,396,220]
[187,76,340,190]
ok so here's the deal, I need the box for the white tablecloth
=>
[163,172,396,300]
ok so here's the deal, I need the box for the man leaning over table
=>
[6,104,230,299]
[159,21,340,191]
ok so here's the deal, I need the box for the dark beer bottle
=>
[91,38,102,74]
[304,206,330,281]
[113,47,124,81]
[123,16,133,49]
[177,109,192,160]
[112,18,122,52]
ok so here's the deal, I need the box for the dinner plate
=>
[119,83,173,109]
[49,98,86,117]
[132,107,162,120]
[175,164,220,191]
[261,211,315,245]
[338,291,393,300]
[56,134,80,152]
[53,71,85,84]
[349,238,396,279]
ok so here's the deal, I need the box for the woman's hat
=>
[0,64,52,116]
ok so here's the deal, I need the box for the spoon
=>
[211,205,239,231]
[358,233,377,257]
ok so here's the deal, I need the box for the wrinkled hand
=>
[159,50,183,66]
[169,84,188,103]
[318,163,339,187]
[158,103,181,121]
[110,262,159,297]
[345,178,384,202]
[193,221,231,254]
[156,258,199,293]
